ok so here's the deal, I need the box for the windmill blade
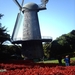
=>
[41,0,49,7]
[13,0,22,10]
[21,0,24,6]
[11,0,24,41]
[11,13,23,41]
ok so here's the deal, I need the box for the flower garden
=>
[0,60,75,75]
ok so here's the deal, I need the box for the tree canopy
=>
[43,30,75,59]
[0,14,10,45]
[50,30,75,58]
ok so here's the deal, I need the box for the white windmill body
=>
[12,0,52,59]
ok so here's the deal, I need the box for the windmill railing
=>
[42,36,52,39]
[11,36,52,42]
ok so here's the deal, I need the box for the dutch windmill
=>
[11,0,52,59]
[11,0,49,41]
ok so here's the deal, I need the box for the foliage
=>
[0,14,4,19]
[0,13,22,60]
[0,13,10,45]
[50,30,75,58]
[8,45,22,55]
[0,14,4,27]
[42,30,75,59]
[0,45,22,60]
[43,42,51,58]
[0,26,10,45]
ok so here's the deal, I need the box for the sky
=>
[0,0,75,40]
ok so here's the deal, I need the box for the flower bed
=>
[0,60,75,75]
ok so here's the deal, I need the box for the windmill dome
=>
[22,2,38,10]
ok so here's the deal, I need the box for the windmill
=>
[11,0,49,41]
[11,0,52,59]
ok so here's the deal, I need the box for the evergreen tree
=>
[0,14,10,45]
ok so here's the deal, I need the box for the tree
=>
[66,30,75,51]
[0,26,10,45]
[42,30,75,64]
[43,42,51,59]
[0,14,10,45]
[50,30,75,59]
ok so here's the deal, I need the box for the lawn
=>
[38,57,75,66]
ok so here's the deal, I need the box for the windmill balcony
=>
[11,36,52,44]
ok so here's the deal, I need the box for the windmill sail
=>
[11,13,23,41]
[13,0,22,10]
[11,0,24,41]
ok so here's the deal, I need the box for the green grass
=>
[70,57,75,60]
[40,59,58,63]
[37,59,59,63]
[38,57,75,65]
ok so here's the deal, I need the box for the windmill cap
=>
[22,2,38,10]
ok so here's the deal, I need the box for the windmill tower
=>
[12,0,52,59]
